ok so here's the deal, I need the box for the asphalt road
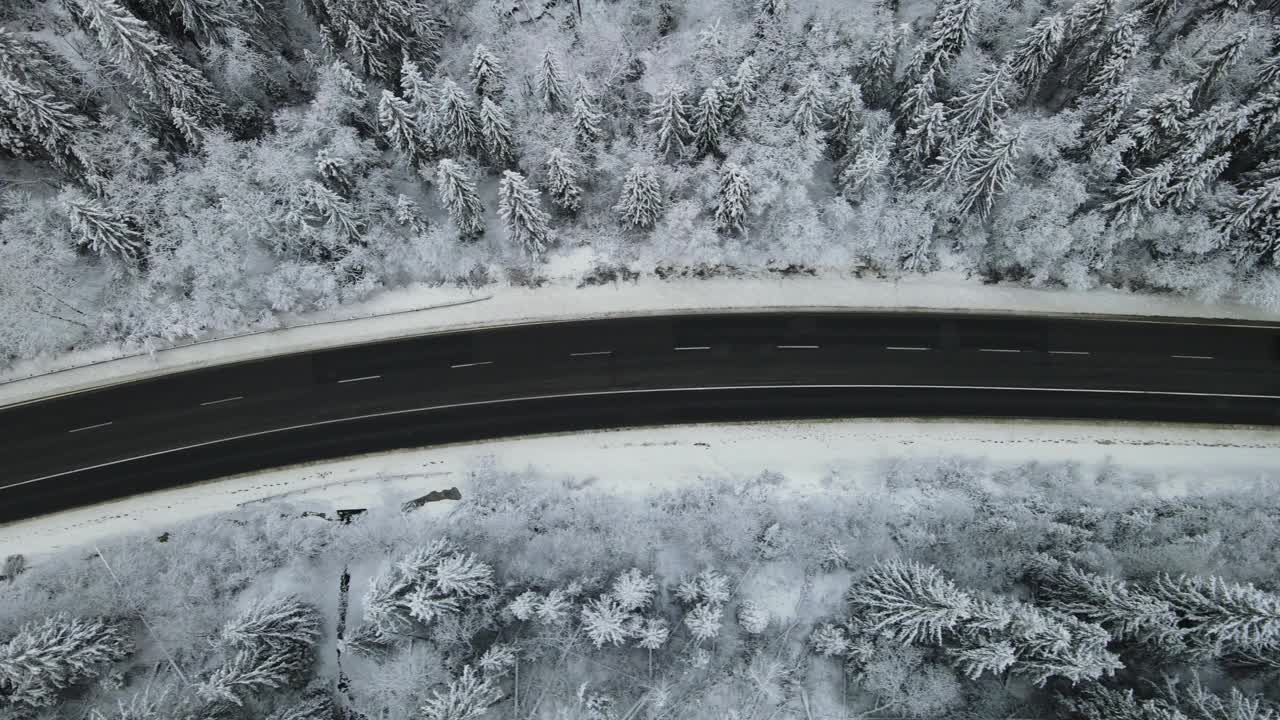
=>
[2,311,1279,524]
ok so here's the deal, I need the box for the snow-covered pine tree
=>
[632,617,670,649]
[478,97,515,167]
[1196,30,1251,104]
[196,645,296,706]
[71,0,220,119]
[401,59,436,114]
[536,589,574,625]
[715,162,752,234]
[839,130,893,196]
[168,106,203,150]
[507,591,542,622]
[539,49,569,112]
[611,568,656,612]
[435,159,486,239]
[0,615,132,710]
[61,191,142,257]
[477,644,516,677]
[1033,564,1177,643]
[1119,84,1195,160]
[828,80,865,157]
[648,82,692,157]
[1080,13,1145,98]
[675,569,731,606]
[903,0,982,89]
[1134,0,1175,31]
[436,78,480,158]
[470,43,506,100]
[616,166,664,230]
[420,666,499,720]
[846,559,975,644]
[730,56,759,116]
[1009,611,1122,686]
[1007,14,1066,93]
[581,597,634,647]
[497,169,552,256]
[861,23,907,107]
[378,90,426,165]
[1165,152,1231,210]
[1147,574,1280,652]
[293,180,362,240]
[949,64,1012,137]
[1064,0,1114,52]
[692,82,727,156]
[904,102,949,167]
[340,622,397,660]
[1221,177,1280,261]
[922,131,980,191]
[684,603,722,642]
[790,73,828,136]
[219,596,323,656]
[544,148,582,213]
[0,74,88,151]
[950,640,1018,679]
[1103,160,1176,225]
[810,624,852,656]
[737,601,769,634]
[897,63,938,126]
[572,92,605,147]
[957,128,1021,217]
[1081,79,1137,150]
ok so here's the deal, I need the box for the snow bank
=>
[4,417,1277,558]
[5,271,1280,408]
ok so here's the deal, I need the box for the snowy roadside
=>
[5,264,1280,408]
[4,417,1278,558]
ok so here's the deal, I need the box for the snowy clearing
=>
[5,416,1278,559]
[5,269,1280,408]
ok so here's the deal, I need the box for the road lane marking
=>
[777,345,820,349]
[570,351,613,357]
[67,421,113,434]
[979,348,1021,353]
[674,346,710,351]
[199,396,245,407]
[337,375,381,384]
[1171,355,1215,360]
[450,361,494,369]
[1049,351,1091,355]
[886,346,931,351]
[13,382,1280,492]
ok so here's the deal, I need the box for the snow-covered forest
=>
[2,0,1279,360]
[2,457,1279,719]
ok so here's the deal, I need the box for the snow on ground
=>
[4,417,1278,558]
[6,270,1280,408]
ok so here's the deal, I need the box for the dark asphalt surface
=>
[2,311,1279,524]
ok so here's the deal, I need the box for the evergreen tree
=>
[304,0,445,83]
[903,0,982,88]
[478,97,515,166]
[435,157,483,238]
[469,43,506,100]
[419,666,499,720]
[0,73,94,177]
[168,106,203,151]
[0,615,132,710]
[1221,177,1280,261]
[847,559,975,644]
[648,82,692,157]
[62,191,143,257]
[611,569,656,611]
[581,597,634,647]
[950,640,1017,679]
[497,169,552,256]
[616,165,664,230]
[922,131,979,191]
[1081,13,1146,98]
[737,601,770,634]
[1147,574,1280,652]
[898,63,939,126]
[904,102,949,167]
[730,56,759,115]
[958,129,1022,217]
[715,162,752,234]
[810,623,852,656]
[684,603,722,642]
[544,147,582,213]
[572,95,605,148]
[436,78,480,157]
[219,596,322,655]
[197,645,297,706]
[1166,152,1231,210]
[378,90,425,165]
[1104,160,1176,225]
[1007,14,1066,92]
[1034,564,1177,643]
[790,73,828,136]
[631,617,670,649]
[840,130,893,196]
[1064,0,1114,51]
[1134,0,1176,32]
[539,49,568,112]
[861,23,907,107]
[692,81,727,156]
[1081,79,1137,149]
[400,59,436,115]
[293,180,362,240]
[1196,30,1251,104]
[828,80,865,157]
[949,64,1011,137]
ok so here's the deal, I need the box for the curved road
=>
[2,311,1279,524]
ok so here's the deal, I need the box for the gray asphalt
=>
[1,311,1278,524]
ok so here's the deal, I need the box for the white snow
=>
[4,417,1278,558]
[5,271,1280,408]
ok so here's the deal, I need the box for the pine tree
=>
[648,82,692,157]
[1103,160,1176,225]
[572,93,605,147]
[507,591,542,622]
[810,624,852,656]
[957,129,1022,217]
[544,148,583,213]
[610,568,656,612]
[922,132,980,191]
[539,49,568,112]
[1081,13,1145,98]
[847,560,975,644]
[898,63,939,126]
[903,0,982,88]
[692,82,727,156]
[582,597,634,647]
[1147,574,1280,652]
[401,59,436,115]
[631,617,670,649]
[730,56,760,116]
[378,90,425,165]
[737,601,769,634]
[1034,564,1177,642]
[1081,79,1137,149]
[197,645,297,706]
[616,165,664,230]
[1010,611,1121,686]
[684,603,722,642]
[1007,14,1066,92]
[904,102,949,167]
[1196,30,1251,104]
[0,615,132,710]
[219,596,322,656]
[1221,177,1280,261]
[828,81,865,157]
[420,666,499,720]
[498,170,552,256]
[675,569,731,606]
[950,640,1017,679]
[62,192,143,257]
[536,589,574,625]
[478,97,515,166]
[790,73,828,136]
[293,180,362,240]
[436,78,480,157]
[861,23,907,107]
[365,538,495,633]
[1064,0,1114,51]
[470,44,506,100]
[949,64,1011,137]
[839,130,893,196]
[715,162,752,234]
[340,623,397,660]
[1166,153,1231,210]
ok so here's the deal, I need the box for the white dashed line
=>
[67,421,113,434]
[674,346,711,351]
[776,344,820,349]
[569,351,613,357]
[1171,355,1215,360]
[337,375,381,384]
[199,395,245,407]
[450,361,494,369]
[886,346,931,351]
[978,348,1022,353]
[1049,351,1091,355]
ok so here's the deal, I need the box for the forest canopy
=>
[2,0,1279,361]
